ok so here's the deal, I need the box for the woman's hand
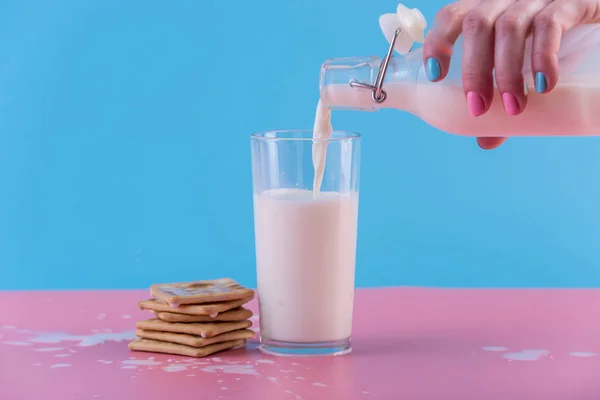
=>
[422,0,600,150]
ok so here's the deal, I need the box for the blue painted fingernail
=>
[425,57,441,81]
[535,72,547,93]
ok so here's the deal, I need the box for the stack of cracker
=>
[128,278,256,358]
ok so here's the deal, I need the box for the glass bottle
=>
[319,24,600,137]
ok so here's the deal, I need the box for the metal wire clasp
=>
[349,28,404,104]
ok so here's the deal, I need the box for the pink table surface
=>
[1,288,600,400]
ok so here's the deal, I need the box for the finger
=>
[422,2,468,82]
[532,0,600,93]
[461,0,518,117]
[477,137,508,150]
[494,0,555,116]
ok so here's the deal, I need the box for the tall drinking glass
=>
[250,130,361,356]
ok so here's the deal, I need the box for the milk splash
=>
[481,346,509,352]
[28,330,136,347]
[121,360,163,366]
[569,351,597,358]
[50,363,72,368]
[201,364,260,376]
[502,349,549,361]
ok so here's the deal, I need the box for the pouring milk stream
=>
[312,4,426,196]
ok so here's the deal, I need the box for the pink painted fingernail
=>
[466,91,485,117]
[501,93,520,116]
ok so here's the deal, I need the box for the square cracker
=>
[128,338,246,358]
[155,307,253,323]
[135,328,255,348]
[138,297,251,316]
[150,278,254,306]
[136,318,252,338]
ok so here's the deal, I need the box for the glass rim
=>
[251,129,361,142]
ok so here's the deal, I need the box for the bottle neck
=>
[319,53,423,112]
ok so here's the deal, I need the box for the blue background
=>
[1,0,600,290]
